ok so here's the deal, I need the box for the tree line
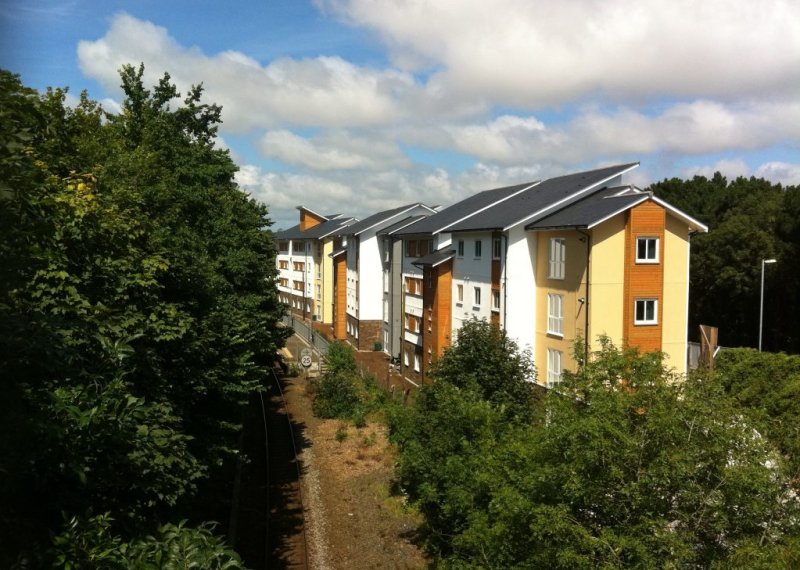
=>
[649,173,800,353]
[1,66,286,567]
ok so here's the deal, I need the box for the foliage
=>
[389,319,539,558]
[649,173,799,352]
[311,341,387,422]
[394,334,799,567]
[715,348,800,476]
[50,514,245,570]
[0,66,284,565]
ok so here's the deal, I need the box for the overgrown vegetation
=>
[311,341,389,426]
[0,66,286,566]
[391,323,800,568]
[715,348,800,477]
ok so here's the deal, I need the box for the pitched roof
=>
[412,249,456,269]
[394,182,536,236]
[526,186,709,233]
[447,163,639,232]
[342,203,436,236]
[275,216,356,240]
[377,215,430,236]
[526,187,647,230]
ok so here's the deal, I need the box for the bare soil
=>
[279,346,427,570]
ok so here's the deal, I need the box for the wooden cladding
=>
[300,209,325,231]
[623,201,665,352]
[422,260,453,381]
[333,254,347,339]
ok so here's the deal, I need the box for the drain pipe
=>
[578,229,591,365]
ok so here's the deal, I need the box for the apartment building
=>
[331,203,437,350]
[387,163,706,385]
[275,208,355,324]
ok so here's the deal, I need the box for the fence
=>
[282,315,329,356]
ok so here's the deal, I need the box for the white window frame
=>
[492,290,500,312]
[547,348,563,387]
[547,293,564,336]
[457,284,464,304]
[413,353,420,372]
[634,298,658,325]
[457,239,464,257]
[473,286,481,307]
[636,237,660,264]
[549,238,566,280]
[493,238,502,260]
[474,239,482,258]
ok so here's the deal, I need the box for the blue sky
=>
[2,0,799,229]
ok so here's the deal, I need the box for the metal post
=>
[759,258,777,352]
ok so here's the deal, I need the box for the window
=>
[547,349,563,387]
[473,286,481,307]
[279,260,288,269]
[293,280,304,291]
[413,353,420,372]
[474,239,482,258]
[549,238,565,279]
[548,293,564,336]
[405,240,417,258]
[492,290,501,311]
[293,261,305,272]
[634,299,658,325]
[405,277,423,295]
[316,284,321,300]
[383,299,389,322]
[418,240,428,256]
[404,351,409,367]
[406,313,421,333]
[383,271,389,293]
[278,241,289,253]
[493,238,502,259]
[457,240,465,257]
[636,237,659,263]
[457,284,464,303]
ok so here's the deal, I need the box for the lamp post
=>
[759,258,777,352]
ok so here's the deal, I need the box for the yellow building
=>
[528,187,707,378]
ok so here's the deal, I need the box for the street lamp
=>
[759,258,777,352]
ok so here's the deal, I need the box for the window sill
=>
[491,308,500,313]
[635,260,659,265]
[634,321,658,326]
[547,331,564,338]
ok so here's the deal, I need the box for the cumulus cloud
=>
[319,0,800,107]
[414,99,800,166]
[77,13,421,132]
[755,162,800,186]
[257,130,410,171]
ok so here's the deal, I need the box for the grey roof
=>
[412,249,456,269]
[330,246,347,258]
[377,215,430,236]
[394,182,536,237]
[342,203,433,236]
[526,188,647,230]
[275,223,304,240]
[275,216,355,240]
[446,163,639,232]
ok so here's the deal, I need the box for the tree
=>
[393,333,800,567]
[0,66,284,566]
[649,174,797,352]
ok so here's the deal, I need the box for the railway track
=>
[232,368,309,569]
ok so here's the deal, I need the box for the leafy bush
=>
[716,348,800,474]
[393,334,800,567]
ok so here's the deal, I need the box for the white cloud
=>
[257,130,410,171]
[755,162,800,186]
[77,13,421,132]
[320,0,800,107]
[681,159,751,181]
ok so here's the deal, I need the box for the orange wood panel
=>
[623,201,665,352]
[300,209,325,231]
[333,255,347,339]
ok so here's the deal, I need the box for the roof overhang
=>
[412,250,456,269]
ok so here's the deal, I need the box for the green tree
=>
[650,174,796,352]
[394,334,799,567]
[0,66,283,566]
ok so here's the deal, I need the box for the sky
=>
[2,0,799,230]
